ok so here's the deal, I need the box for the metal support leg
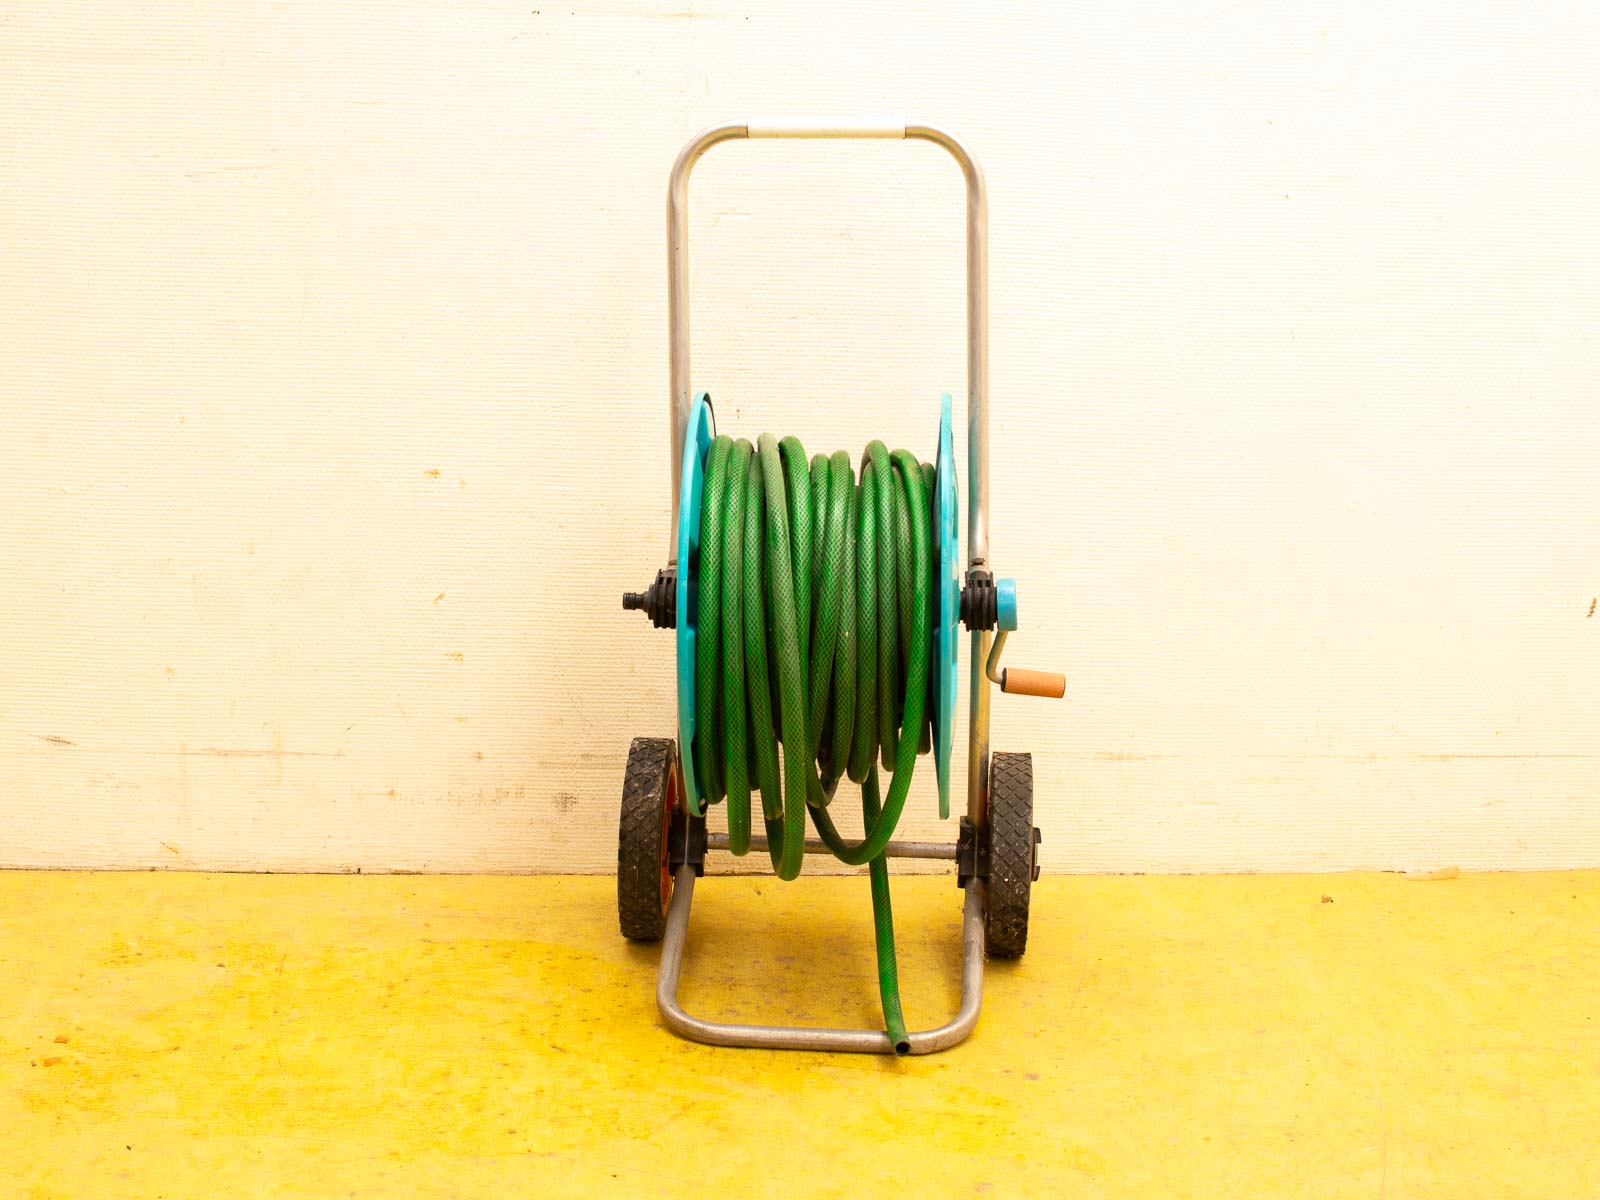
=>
[655,866,986,1054]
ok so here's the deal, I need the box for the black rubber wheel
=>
[986,751,1041,959]
[617,737,679,942]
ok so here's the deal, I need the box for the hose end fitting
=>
[622,567,678,629]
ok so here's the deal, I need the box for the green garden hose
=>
[692,431,933,1053]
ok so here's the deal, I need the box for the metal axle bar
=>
[656,867,985,1054]
[705,833,957,860]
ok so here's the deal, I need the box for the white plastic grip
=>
[745,120,906,139]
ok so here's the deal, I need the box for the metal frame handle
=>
[667,121,988,569]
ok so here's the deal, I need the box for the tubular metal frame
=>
[658,869,986,1055]
[659,122,993,1054]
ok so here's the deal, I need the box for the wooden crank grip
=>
[1000,668,1066,699]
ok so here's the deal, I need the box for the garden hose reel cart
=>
[619,122,1064,1055]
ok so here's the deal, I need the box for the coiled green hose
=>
[692,431,933,1053]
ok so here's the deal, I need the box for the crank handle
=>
[985,631,1066,698]
[983,579,1066,698]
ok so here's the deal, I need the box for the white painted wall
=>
[3,1,1596,873]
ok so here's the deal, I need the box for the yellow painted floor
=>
[2,871,1596,1198]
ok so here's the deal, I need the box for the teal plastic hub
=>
[996,577,1018,632]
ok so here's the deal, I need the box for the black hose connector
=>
[959,569,997,631]
[622,567,677,629]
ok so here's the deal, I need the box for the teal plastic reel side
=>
[931,392,959,819]
[676,392,715,817]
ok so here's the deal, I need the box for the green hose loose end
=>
[864,772,910,1056]
[874,861,910,1056]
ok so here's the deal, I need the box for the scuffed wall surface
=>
[2,1,1596,872]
